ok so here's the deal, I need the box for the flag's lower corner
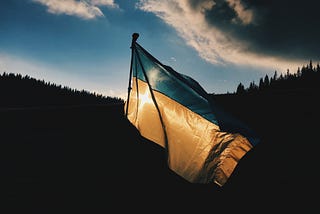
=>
[204,134,254,187]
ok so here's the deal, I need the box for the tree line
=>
[2,59,319,108]
[236,60,320,94]
[0,72,124,107]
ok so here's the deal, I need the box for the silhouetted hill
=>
[235,60,320,95]
[1,71,319,213]
[0,72,123,107]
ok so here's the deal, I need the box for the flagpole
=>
[125,33,139,117]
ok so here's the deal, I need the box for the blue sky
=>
[1,0,319,99]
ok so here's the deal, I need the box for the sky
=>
[1,0,319,99]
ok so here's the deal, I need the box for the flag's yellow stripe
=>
[126,78,166,148]
[126,78,253,186]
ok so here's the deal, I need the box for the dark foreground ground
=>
[1,92,319,213]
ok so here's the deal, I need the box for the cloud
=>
[225,0,253,25]
[33,0,119,19]
[137,0,318,73]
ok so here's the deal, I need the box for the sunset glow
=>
[1,0,318,97]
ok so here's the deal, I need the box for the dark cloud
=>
[206,0,237,24]
[199,0,320,61]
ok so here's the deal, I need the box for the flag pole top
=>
[132,33,139,43]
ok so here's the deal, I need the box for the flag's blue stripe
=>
[133,43,219,125]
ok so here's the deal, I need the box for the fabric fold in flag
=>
[124,35,259,186]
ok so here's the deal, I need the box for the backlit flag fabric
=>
[124,37,259,186]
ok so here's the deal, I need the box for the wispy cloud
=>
[137,0,303,73]
[33,0,119,20]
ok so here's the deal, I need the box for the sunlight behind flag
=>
[124,33,259,186]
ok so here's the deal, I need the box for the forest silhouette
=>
[0,72,123,107]
[1,61,319,213]
[235,60,320,95]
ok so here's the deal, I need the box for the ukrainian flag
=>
[124,33,259,186]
